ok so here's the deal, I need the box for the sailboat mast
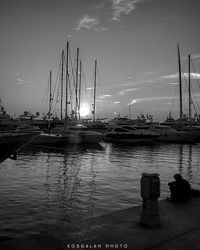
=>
[61,50,64,120]
[93,60,97,122]
[188,54,191,126]
[178,45,183,126]
[75,48,79,121]
[48,70,52,115]
[78,60,82,120]
[64,41,69,131]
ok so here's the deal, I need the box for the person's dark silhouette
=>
[168,174,191,202]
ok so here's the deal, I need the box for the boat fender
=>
[9,153,17,160]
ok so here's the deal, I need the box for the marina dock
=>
[1,197,200,249]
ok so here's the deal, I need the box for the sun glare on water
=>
[80,103,90,117]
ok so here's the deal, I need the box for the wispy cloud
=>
[127,99,137,105]
[87,87,94,90]
[184,73,200,79]
[136,96,176,102]
[110,0,140,21]
[16,75,37,89]
[160,72,200,80]
[99,94,112,99]
[17,78,32,86]
[182,53,200,61]
[168,82,178,85]
[76,15,109,32]
[191,54,200,60]
[118,87,137,95]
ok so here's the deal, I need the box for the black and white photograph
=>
[1,0,200,249]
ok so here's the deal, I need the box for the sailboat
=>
[30,68,68,147]
[51,41,102,144]
[179,54,200,141]
[152,45,196,143]
[83,60,107,133]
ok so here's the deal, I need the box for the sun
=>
[80,103,90,117]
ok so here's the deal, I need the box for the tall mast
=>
[75,48,79,121]
[178,45,182,126]
[48,70,52,115]
[64,41,69,131]
[188,54,191,126]
[78,60,82,120]
[93,60,97,122]
[60,50,64,120]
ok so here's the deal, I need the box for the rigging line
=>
[182,75,197,116]
[69,47,76,92]
[190,59,200,113]
[181,63,193,115]
[52,55,63,114]
[189,77,200,116]
[79,49,95,66]
[163,85,177,120]
[41,77,49,115]
[191,59,200,92]
[68,50,76,113]
[81,62,91,103]
[68,78,74,112]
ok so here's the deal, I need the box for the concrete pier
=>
[1,197,200,249]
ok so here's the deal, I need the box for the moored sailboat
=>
[51,41,102,145]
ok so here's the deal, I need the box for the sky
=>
[1,0,200,121]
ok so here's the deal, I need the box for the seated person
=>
[168,174,191,202]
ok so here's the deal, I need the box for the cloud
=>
[110,0,139,21]
[182,53,200,61]
[16,76,38,89]
[99,94,112,99]
[17,78,31,85]
[159,73,178,79]
[191,54,200,60]
[160,72,200,80]
[136,96,175,102]
[127,99,137,105]
[168,82,178,85]
[185,73,200,79]
[76,15,109,32]
[87,87,94,90]
[118,87,137,95]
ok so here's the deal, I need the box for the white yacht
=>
[103,124,159,143]
[149,124,196,143]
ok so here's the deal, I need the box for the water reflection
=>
[178,144,184,175]
[187,145,193,180]
[0,142,200,238]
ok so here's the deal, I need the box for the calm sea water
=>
[0,142,200,238]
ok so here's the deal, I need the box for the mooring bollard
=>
[140,173,161,228]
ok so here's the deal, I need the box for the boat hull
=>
[0,132,38,163]
[30,133,67,146]
[103,133,158,143]
[156,134,195,143]
[67,130,102,144]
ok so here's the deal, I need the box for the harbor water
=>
[0,142,200,239]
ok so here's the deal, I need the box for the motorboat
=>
[103,124,159,143]
[149,124,196,143]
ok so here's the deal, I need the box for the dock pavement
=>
[0,197,200,249]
